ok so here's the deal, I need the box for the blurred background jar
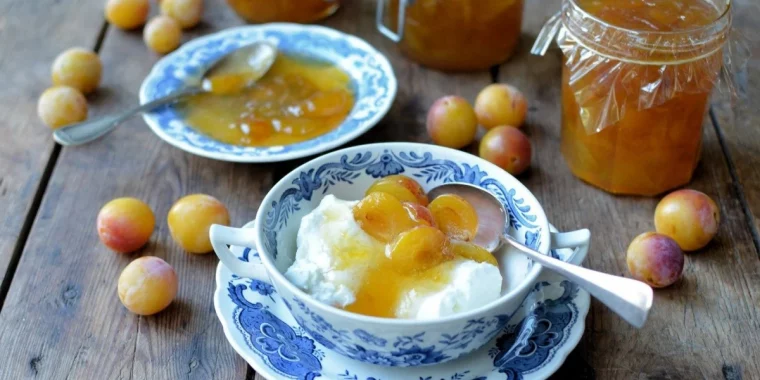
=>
[536,0,731,196]
[377,0,525,72]
[227,0,339,23]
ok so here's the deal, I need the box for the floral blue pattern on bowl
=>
[139,24,396,163]
[208,143,589,369]
[214,234,590,380]
[262,148,543,263]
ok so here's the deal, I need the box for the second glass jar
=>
[227,0,340,23]
[378,0,525,72]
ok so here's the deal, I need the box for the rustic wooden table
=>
[1,0,759,379]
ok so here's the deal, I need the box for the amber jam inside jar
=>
[559,0,730,196]
[381,0,524,71]
[227,0,339,23]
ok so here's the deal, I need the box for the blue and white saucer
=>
[140,24,396,163]
[214,222,590,380]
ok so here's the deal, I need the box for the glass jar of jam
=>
[539,0,731,196]
[227,0,339,23]
[376,0,524,72]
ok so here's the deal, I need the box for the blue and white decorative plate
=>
[139,24,396,163]
[214,222,590,380]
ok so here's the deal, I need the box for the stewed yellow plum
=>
[387,226,452,274]
[365,175,429,206]
[428,194,479,241]
[353,192,418,243]
[402,202,435,227]
[450,240,498,266]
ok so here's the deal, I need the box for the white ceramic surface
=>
[140,24,396,162]
[210,142,591,366]
[214,222,591,379]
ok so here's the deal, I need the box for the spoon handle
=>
[53,87,203,146]
[503,236,653,328]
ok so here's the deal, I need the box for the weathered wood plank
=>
[711,0,760,252]
[509,1,760,378]
[0,1,253,379]
[0,0,494,378]
[0,0,106,300]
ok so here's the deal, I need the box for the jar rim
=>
[561,0,732,64]
[565,0,732,37]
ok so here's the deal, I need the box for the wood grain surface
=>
[0,0,107,302]
[514,1,760,378]
[0,2,254,379]
[0,0,758,379]
[711,0,760,253]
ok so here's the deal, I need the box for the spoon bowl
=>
[429,182,654,328]
[53,42,277,146]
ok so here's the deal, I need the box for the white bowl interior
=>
[256,144,551,315]
[268,182,533,298]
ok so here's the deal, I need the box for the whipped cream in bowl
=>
[210,142,591,367]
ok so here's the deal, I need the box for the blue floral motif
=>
[263,149,542,260]
[239,247,261,262]
[228,283,322,379]
[366,153,405,177]
[248,279,276,302]
[438,316,510,351]
[393,333,425,348]
[353,329,388,347]
[291,298,456,367]
[225,277,583,379]
[419,371,476,380]
[140,25,395,161]
[524,230,540,251]
[338,370,379,380]
[490,281,580,380]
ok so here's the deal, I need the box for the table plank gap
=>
[0,0,111,299]
[0,144,60,311]
[0,18,110,312]
[710,0,760,258]
[708,107,760,257]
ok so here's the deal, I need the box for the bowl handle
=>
[550,229,591,266]
[210,224,270,282]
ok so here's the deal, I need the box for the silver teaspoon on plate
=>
[53,42,278,146]
[428,183,654,328]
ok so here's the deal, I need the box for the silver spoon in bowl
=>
[53,42,278,146]
[428,183,654,328]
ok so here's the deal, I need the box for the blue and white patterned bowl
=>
[210,143,590,367]
[139,24,396,162]
[213,226,591,380]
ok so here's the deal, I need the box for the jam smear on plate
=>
[180,53,354,147]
